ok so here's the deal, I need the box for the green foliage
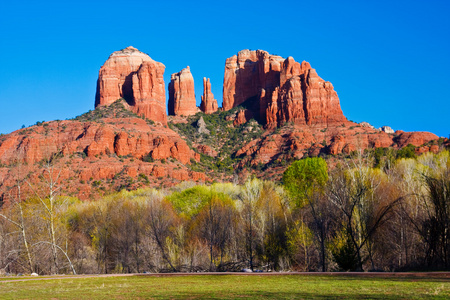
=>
[166,185,233,218]
[282,157,328,207]
[171,109,263,176]
[72,99,154,125]
[92,180,102,187]
[372,147,396,169]
[138,173,150,184]
[142,153,154,163]
[397,144,417,159]
[330,228,360,271]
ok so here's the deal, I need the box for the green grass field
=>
[0,274,449,299]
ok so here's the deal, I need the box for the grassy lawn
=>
[0,274,448,299]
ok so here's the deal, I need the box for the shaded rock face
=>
[95,46,167,124]
[200,77,218,114]
[233,109,253,127]
[168,67,198,116]
[222,50,347,127]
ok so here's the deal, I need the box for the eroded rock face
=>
[0,117,205,200]
[95,46,167,124]
[233,109,253,127]
[200,78,218,114]
[395,131,439,147]
[222,50,347,127]
[168,67,198,116]
[132,60,168,124]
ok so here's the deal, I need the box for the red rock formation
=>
[233,109,253,127]
[395,131,439,147]
[200,78,218,114]
[168,67,198,116]
[197,145,218,157]
[95,46,167,124]
[132,60,167,124]
[0,116,207,200]
[222,50,347,127]
[430,145,440,154]
[223,50,284,112]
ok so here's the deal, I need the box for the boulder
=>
[379,126,394,134]
[360,122,375,129]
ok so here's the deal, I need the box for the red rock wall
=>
[222,50,347,127]
[168,67,198,116]
[132,61,167,125]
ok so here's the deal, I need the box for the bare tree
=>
[0,156,34,274]
[192,193,236,271]
[28,153,76,274]
[239,178,262,271]
[328,152,402,271]
[146,196,178,272]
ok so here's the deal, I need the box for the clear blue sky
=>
[1,0,449,137]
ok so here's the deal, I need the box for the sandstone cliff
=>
[95,46,167,124]
[168,66,198,116]
[222,50,347,127]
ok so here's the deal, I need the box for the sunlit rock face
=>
[200,77,218,114]
[168,66,198,117]
[95,46,167,124]
[222,49,347,127]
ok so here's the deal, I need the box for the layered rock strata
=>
[95,46,167,124]
[223,50,347,127]
[0,117,205,200]
[168,67,198,116]
[200,77,218,114]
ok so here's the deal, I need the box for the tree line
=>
[0,150,449,274]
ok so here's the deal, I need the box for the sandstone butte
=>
[200,77,219,114]
[95,46,167,125]
[223,49,346,128]
[0,47,444,201]
[168,66,199,116]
